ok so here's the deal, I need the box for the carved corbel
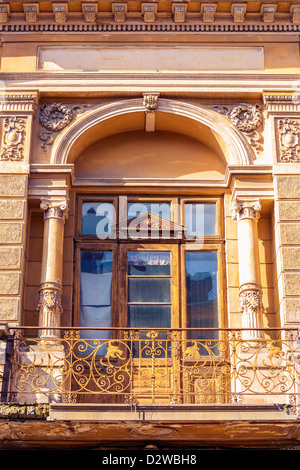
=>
[24,3,39,23]
[291,4,300,24]
[0,4,9,23]
[53,3,68,24]
[231,3,247,22]
[82,3,98,23]
[112,3,127,22]
[201,3,217,23]
[261,4,277,23]
[142,93,160,132]
[142,3,157,23]
[172,3,187,23]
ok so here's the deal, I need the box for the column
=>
[38,197,69,339]
[232,199,264,342]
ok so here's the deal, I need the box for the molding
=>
[49,98,256,167]
[0,23,300,33]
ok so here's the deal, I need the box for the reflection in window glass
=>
[128,202,171,221]
[127,251,172,357]
[81,202,114,237]
[185,252,218,348]
[79,251,112,352]
[184,203,216,238]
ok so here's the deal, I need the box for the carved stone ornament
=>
[40,198,69,221]
[0,116,26,161]
[211,103,264,154]
[38,288,63,328]
[231,199,262,221]
[142,93,160,111]
[39,102,90,151]
[240,288,264,318]
[277,118,300,162]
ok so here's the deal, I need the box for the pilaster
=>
[0,92,38,327]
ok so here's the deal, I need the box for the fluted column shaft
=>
[232,199,264,342]
[38,198,69,339]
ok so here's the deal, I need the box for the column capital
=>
[40,197,69,221]
[231,198,261,221]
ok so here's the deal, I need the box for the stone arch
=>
[50,98,255,166]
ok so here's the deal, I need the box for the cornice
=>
[0,1,299,33]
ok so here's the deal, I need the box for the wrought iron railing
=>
[2,327,300,407]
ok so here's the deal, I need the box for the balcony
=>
[2,327,300,410]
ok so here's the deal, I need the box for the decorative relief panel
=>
[211,103,264,155]
[277,118,300,163]
[0,117,26,161]
[38,102,90,151]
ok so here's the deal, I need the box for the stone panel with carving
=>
[276,118,300,163]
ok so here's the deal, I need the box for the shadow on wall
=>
[74,130,227,180]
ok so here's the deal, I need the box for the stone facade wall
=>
[0,172,28,325]
[274,173,300,326]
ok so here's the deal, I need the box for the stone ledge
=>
[49,403,297,422]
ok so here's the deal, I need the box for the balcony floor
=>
[0,404,300,450]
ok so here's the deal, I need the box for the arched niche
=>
[50,99,255,181]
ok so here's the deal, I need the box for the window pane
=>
[79,251,113,344]
[81,202,114,237]
[128,278,171,303]
[184,203,216,237]
[185,252,218,342]
[128,251,171,276]
[128,202,171,221]
[128,305,171,329]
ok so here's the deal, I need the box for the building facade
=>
[0,0,300,450]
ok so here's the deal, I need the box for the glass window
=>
[184,203,216,238]
[79,251,113,349]
[127,251,171,330]
[185,251,218,344]
[81,202,114,237]
[128,202,171,221]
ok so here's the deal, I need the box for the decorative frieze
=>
[277,119,300,163]
[0,117,26,162]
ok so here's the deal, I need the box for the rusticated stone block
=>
[278,201,300,221]
[0,246,21,269]
[0,200,25,219]
[0,175,27,197]
[283,298,300,323]
[0,222,23,244]
[276,175,300,199]
[281,247,300,270]
[0,297,19,320]
[279,223,300,245]
[283,273,300,296]
[0,273,20,295]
